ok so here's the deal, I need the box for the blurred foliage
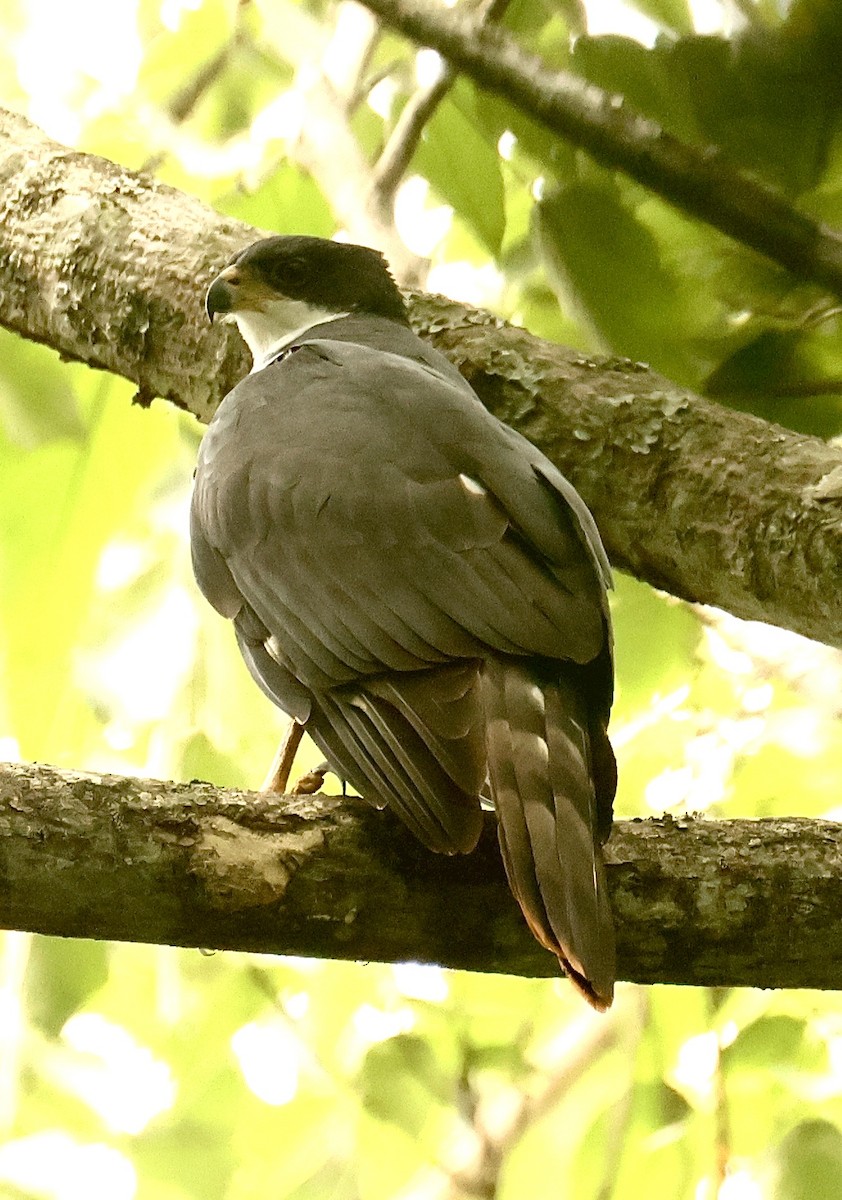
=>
[1,0,842,1197]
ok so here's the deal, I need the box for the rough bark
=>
[415,304,842,646]
[2,107,842,648]
[0,108,251,415]
[1,762,840,992]
[356,0,842,297]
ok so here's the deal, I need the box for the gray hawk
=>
[192,235,617,1008]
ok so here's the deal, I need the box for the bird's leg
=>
[261,719,306,794]
[261,724,331,795]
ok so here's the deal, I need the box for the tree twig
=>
[370,0,513,216]
[447,1004,622,1196]
[371,61,456,214]
[166,39,239,125]
[354,0,842,298]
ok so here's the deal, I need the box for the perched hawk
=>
[192,235,617,1008]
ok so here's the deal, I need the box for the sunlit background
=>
[2,0,842,1196]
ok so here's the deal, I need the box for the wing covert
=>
[193,338,611,690]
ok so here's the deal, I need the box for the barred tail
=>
[482,657,616,1009]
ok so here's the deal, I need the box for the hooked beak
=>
[205,265,241,323]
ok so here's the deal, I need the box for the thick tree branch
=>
[2,107,842,647]
[0,108,250,414]
[414,305,842,647]
[354,0,842,296]
[1,762,840,991]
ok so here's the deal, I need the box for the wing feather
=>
[196,341,608,687]
[308,675,484,853]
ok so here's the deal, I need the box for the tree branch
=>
[371,61,456,213]
[165,27,244,125]
[370,0,513,215]
[269,1,425,284]
[2,107,842,648]
[1,762,840,991]
[354,0,842,297]
[414,305,842,647]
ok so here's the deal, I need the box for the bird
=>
[192,234,617,1008]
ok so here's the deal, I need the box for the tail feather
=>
[482,657,616,1009]
[483,686,552,945]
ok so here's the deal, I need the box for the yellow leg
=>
[261,719,305,794]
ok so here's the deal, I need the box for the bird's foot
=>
[291,761,330,795]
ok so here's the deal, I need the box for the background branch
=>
[1,107,842,648]
[371,61,456,214]
[165,29,243,125]
[370,0,513,217]
[447,1005,625,1197]
[282,0,426,284]
[354,0,842,298]
[1,761,840,993]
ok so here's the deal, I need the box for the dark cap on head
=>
[206,235,409,325]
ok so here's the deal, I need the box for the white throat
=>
[228,298,349,373]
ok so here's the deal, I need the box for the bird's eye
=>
[274,261,306,292]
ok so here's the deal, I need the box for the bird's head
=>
[206,235,409,367]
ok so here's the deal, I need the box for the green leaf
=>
[216,165,334,238]
[705,324,842,439]
[496,0,579,62]
[572,1078,693,1200]
[662,30,837,196]
[506,1042,627,1199]
[227,1097,350,1200]
[730,1015,803,1067]
[610,574,701,721]
[732,733,842,820]
[361,1034,448,1137]
[475,90,577,180]
[572,35,699,142]
[537,180,698,380]
[193,56,291,143]
[137,1119,235,1200]
[629,0,693,34]
[283,1160,358,1200]
[138,0,238,108]
[574,26,841,198]
[0,369,183,761]
[502,0,562,37]
[179,731,251,789]
[772,1120,842,1200]
[414,81,505,254]
[0,331,83,448]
